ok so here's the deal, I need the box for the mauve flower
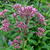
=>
[13,13,16,18]
[0,25,10,31]
[38,27,45,32]
[32,8,37,13]
[12,35,22,48]
[36,12,46,25]
[3,9,8,13]
[13,40,18,43]
[3,23,10,27]
[0,19,10,31]
[17,22,27,29]
[16,36,20,39]
[39,18,46,25]
[13,4,21,10]
[39,18,45,22]
[14,45,20,48]
[37,13,44,18]
[0,27,9,31]
[18,6,35,17]
[2,19,10,27]
[1,19,9,24]
[37,13,45,21]
[0,12,4,16]
[2,24,10,31]
[36,32,43,36]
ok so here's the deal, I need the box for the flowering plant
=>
[0,4,47,50]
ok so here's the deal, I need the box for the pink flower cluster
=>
[13,4,21,11]
[0,12,4,16]
[13,4,46,25]
[38,27,45,32]
[0,9,8,16]
[16,22,27,29]
[36,32,43,36]
[36,13,46,25]
[12,36,22,48]
[0,19,10,31]
[13,4,38,18]
[18,6,36,17]
[36,27,45,36]
[13,13,17,18]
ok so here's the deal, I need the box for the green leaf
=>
[41,0,47,3]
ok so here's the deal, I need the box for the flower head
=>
[12,36,22,48]
[14,45,20,48]
[13,4,21,10]
[1,19,9,24]
[36,32,43,36]
[13,13,17,18]
[17,22,27,29]
[0,12,4,16]
[36,12,46,25]
[16,36,20,39]
[0,19,10,31]
[3,9,8,13]
[13,40,19,43]
[38,27,45,32]
[18,6,35,17]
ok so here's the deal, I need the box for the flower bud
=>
[13,13,16,18]
[0,12,4,16]
[16,36,20,39]
[38,27,45,32]
[36,32,43,36]
[14,46,20,48]
[3,9,8,13]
